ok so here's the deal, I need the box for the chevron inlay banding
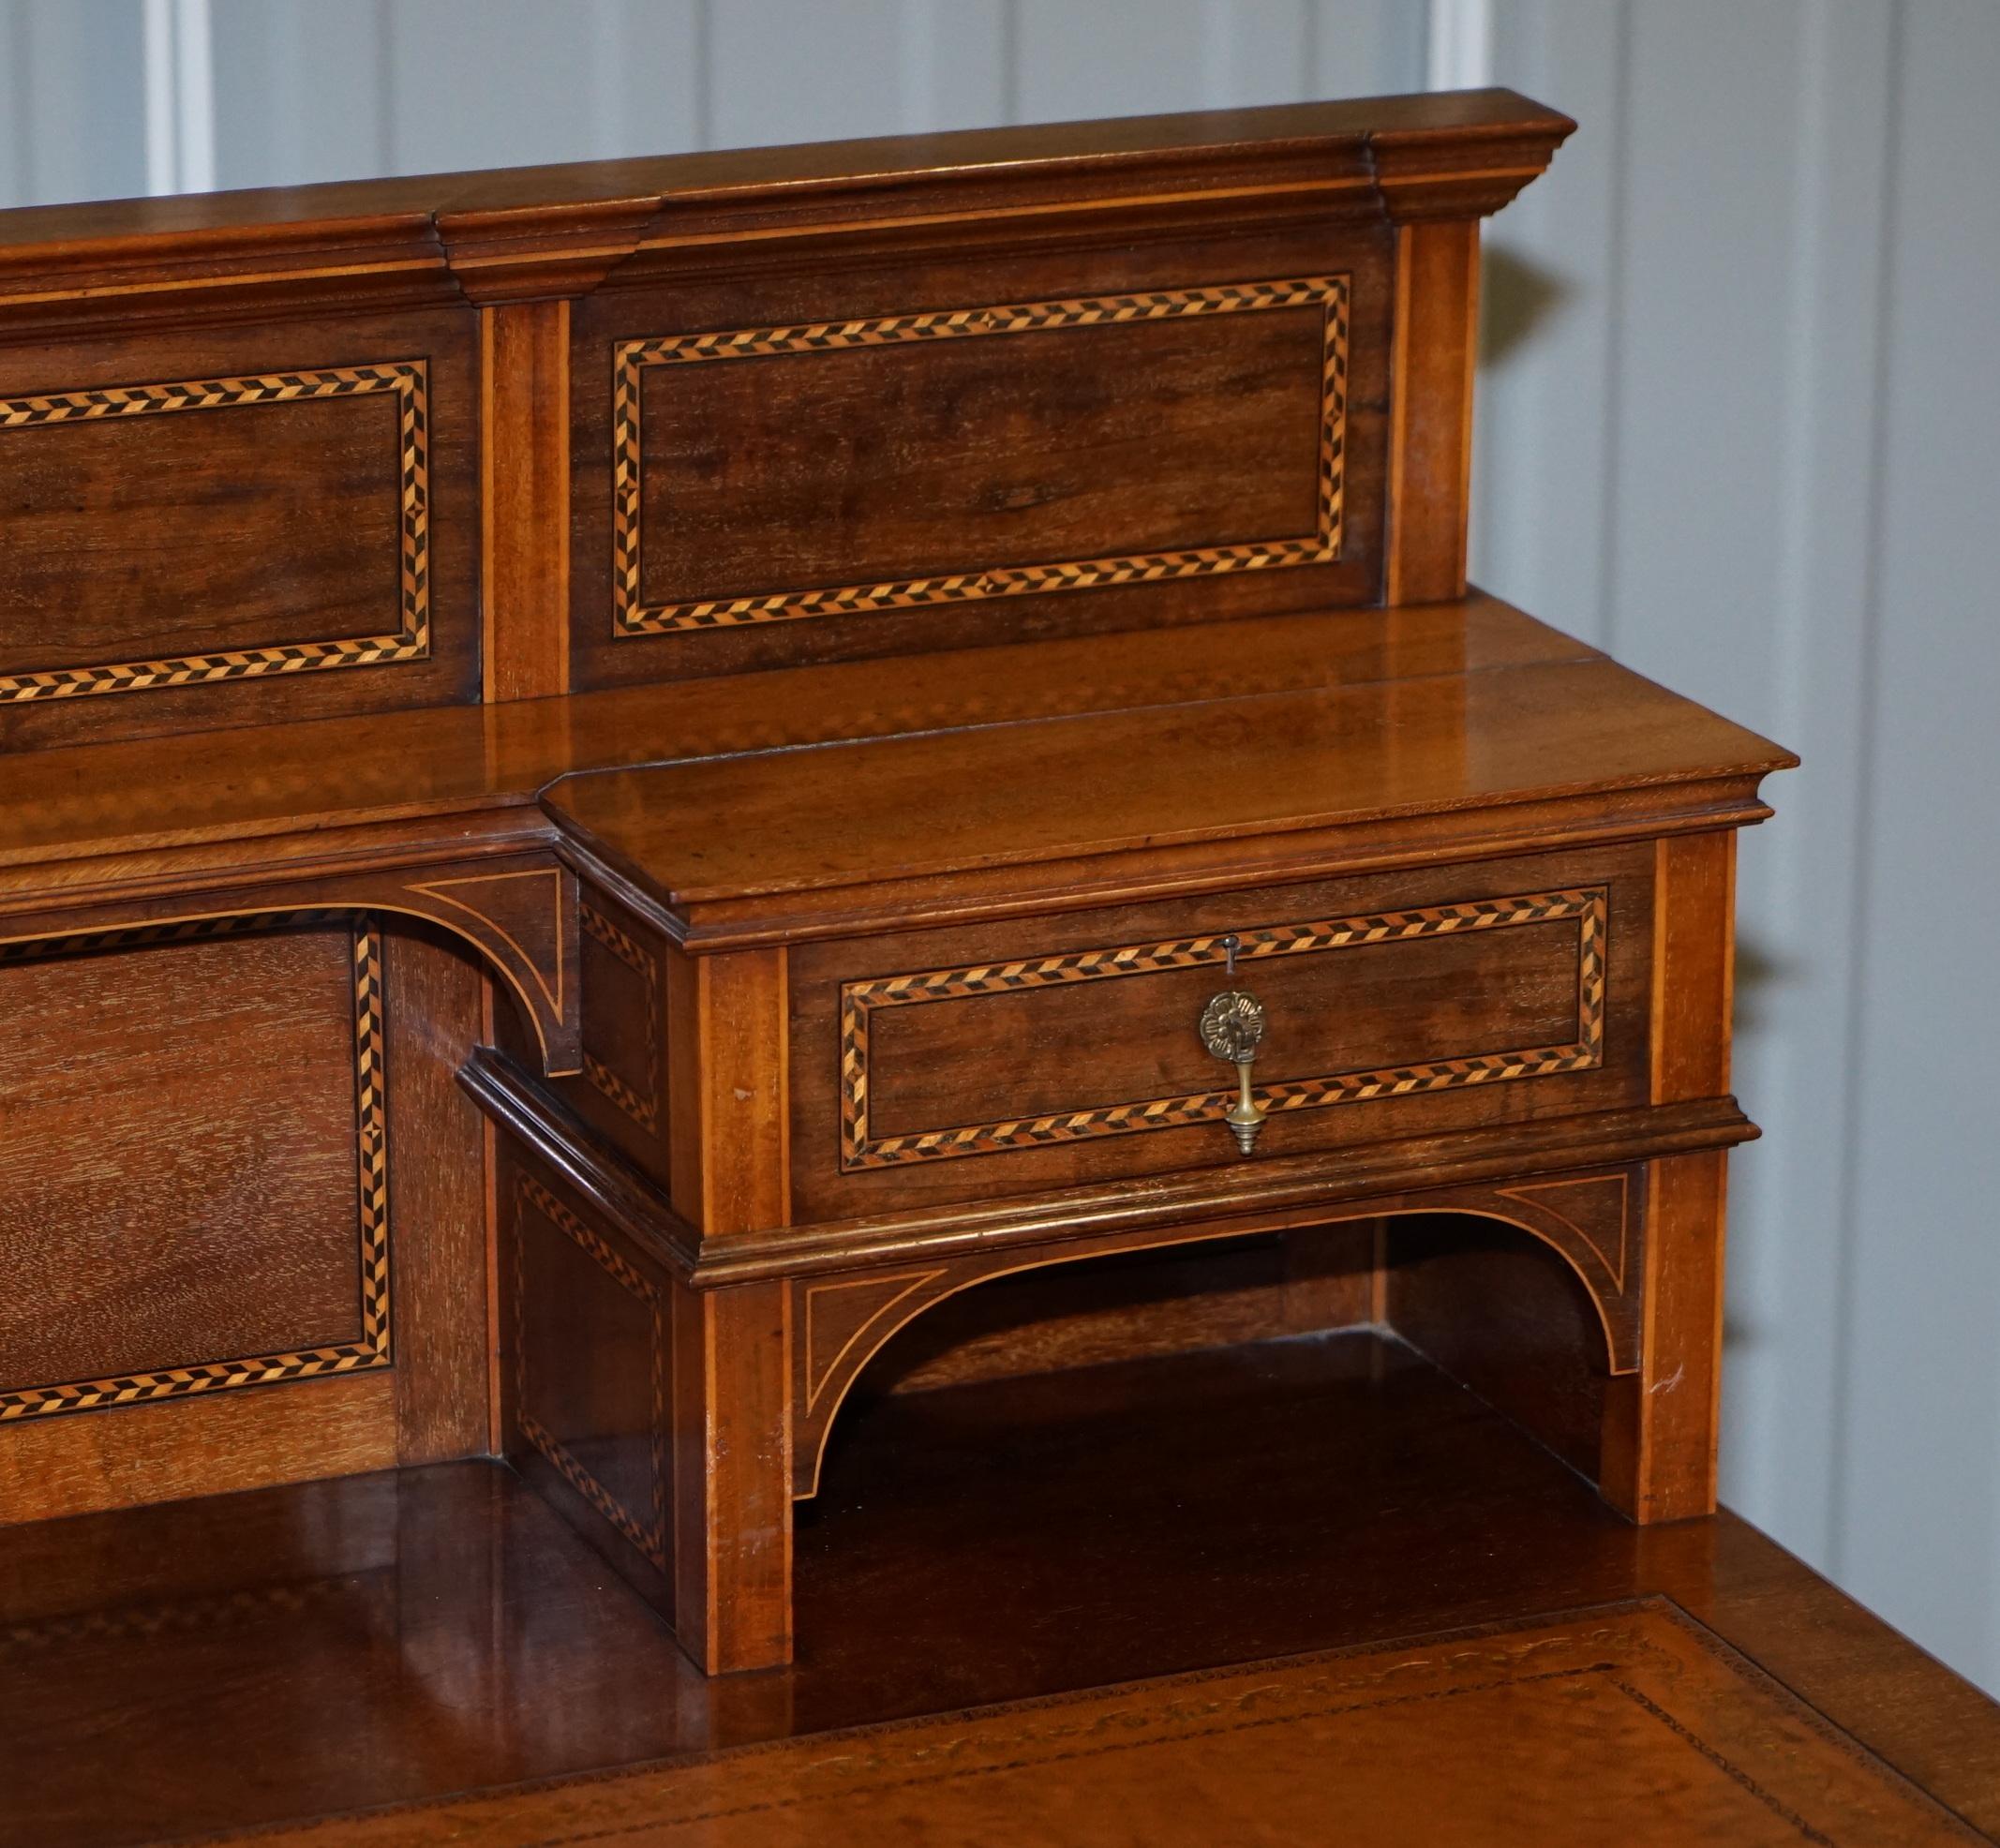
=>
[0,363,430,702]
[839,889,1607,1169]
[512,1174,669,1570]
[612,277,1349,634]
[0,916,393,1419]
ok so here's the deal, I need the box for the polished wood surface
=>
[0,307,480,753]
[0,88,1804,1707]
[0,926,364,1393]
[236,1609,1981,1845]
[1386,218,1482,604]
[0,89,1572,303]
[0,595,1585,878]
[784,847,1651,1219]
[2,1332,1993,1846]
[545,651,1790,935]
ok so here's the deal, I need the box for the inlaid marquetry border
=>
[612,276,1349,633]
[512,1173,669,1571]
[840,888,1607,1169]
[0,915,394,1420]
[579,900,661,1131]
[0,362,430,703]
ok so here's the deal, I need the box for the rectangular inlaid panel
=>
[0,307,478,750]
[846,890,1601,1168]
[576,894,666,1152]
[508,1164,671,1577]
[0,918,389,1418]
[570,229,1393,689]
[0,368,425,697]
[617,279,1344,633]
[791,848,1655,1219]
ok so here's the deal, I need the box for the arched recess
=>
[789,1167,1645,1499]
[0,854,581,1076]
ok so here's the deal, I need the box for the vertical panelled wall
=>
[3,0,1997,1695]
[1473,0,2000,1696]
[0,1,1425,205]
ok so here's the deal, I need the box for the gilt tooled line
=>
[513,1175,668,1568]
[0,363,430,703]
[0,917,393,1417]
[841,890,1607,1169]
[613,278,1348,633]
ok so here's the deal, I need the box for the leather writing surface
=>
[214,1601,1982,1846]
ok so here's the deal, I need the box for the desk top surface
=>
[546,627,1792,913]
[0,595,1791,925]
[3,1331,1992,1847]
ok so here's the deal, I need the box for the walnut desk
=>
[0,92,1791,1677]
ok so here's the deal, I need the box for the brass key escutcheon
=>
[1199,934,1267,1155]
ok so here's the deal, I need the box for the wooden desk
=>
[2,1330,1994,1845]
[0,89,1806,1689]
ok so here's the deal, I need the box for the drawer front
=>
[788,847,1654,1220]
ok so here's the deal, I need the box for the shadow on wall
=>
[1479,247,1571,366]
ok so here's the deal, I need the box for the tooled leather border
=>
[612,277,1348,633]
[839,888,1607,1169]
[0,363,430,703]
[0,915,393,1419]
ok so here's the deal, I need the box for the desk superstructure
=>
[0,94,1790,1674]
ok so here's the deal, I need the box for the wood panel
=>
[481,299,572,701]
[620,285,1338,627]
[1385,1211,1608,1476]
[0,1372,396,1528]
[788,847,1654,1219]
[861,1229,1377,1397]
[381,920,490,1465]
[0,923,375,1406]
[568,225,1394,688]
[502,1156,674,1608]
[541,887,670,1174]
[0,385,410,669]
[0,913,495,1520]
[0,306,479,750]
[852,893,1598,1157]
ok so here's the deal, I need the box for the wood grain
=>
[381,921,490,1466]
[628,292,1333,616]
[9,1335,1996,1848]
[571,227,1390,687]
[1386,218,1482,604]
[673,1280,794,1674]
[0,388,406,666]
[784,848,1653,1221]
[481,302,571,702]
[0,1372,395,1527]
[546,656,1792,944]
[0,926,365,1393]
[0,308,480,753]
[0,595,1606,875]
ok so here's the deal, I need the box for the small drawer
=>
[787,845,1654,1219]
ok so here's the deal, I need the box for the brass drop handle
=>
[1199,934,1267,1156]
